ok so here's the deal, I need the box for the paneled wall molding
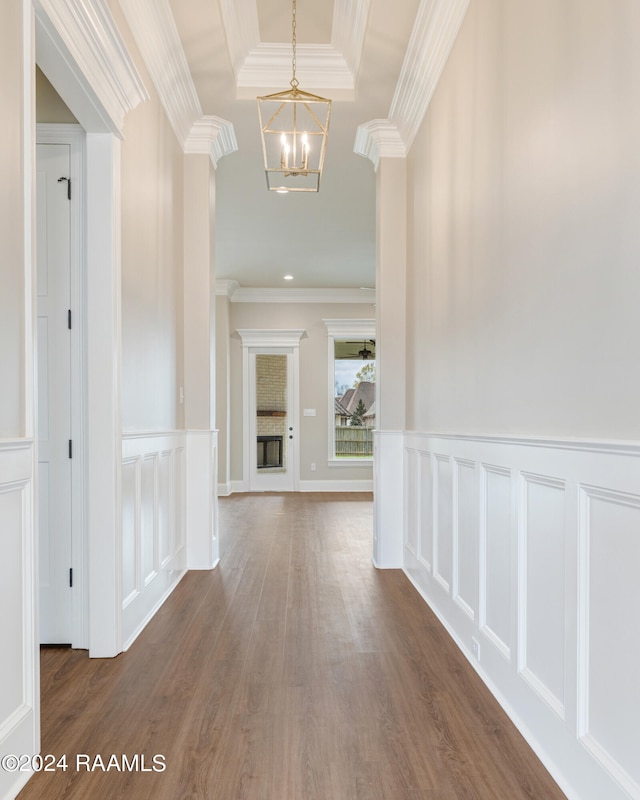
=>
[118,0,237,160]
[404,430,640,457]
[121,431,187,649]
[403,429,640,800]
[0,442,36,800]
[35,0,148,135]
[354,0,471,166]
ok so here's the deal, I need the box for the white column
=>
[86,133,123,656]
[183,154,218,569]
[373,156,407,568]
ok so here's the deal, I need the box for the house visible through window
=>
[333,337,376,460]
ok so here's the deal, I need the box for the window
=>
[323,319,376,465]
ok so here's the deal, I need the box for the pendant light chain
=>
[290,0,299,89]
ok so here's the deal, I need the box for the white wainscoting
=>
[403,433,640,800]
[121,432,187,649]
[0,440,38,800]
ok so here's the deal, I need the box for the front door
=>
[249,350,296,491]
[36,142,73,644]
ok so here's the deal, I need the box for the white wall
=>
[113,2,185,434]
[228,300,375,489]
[406,0,640,440]
[0,2,38,798]
[402,2,640,798]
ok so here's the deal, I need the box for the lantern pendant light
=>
[257,0,332,192]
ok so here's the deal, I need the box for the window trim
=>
[323,319,376,466]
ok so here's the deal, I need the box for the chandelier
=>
[257,0,331,193]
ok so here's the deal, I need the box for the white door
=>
[249,349,297,491]
[36,143,73,644]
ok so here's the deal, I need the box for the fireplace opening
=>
[257,435,283,469]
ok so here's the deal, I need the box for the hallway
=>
[19,493,565,799]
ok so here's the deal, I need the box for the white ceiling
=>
[168,0,422,289]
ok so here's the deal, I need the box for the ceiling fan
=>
[345,339,376,360]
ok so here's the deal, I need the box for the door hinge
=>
[57,176,71,200]
[69,568,73,588]
[68,309,72,330]
[68,439,72,459]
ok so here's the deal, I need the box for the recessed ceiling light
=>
[284,275,294,281]
[276,187,289,194]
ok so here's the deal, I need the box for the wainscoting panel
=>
[519,472,566,720]
[480,464,512,661]
[418,450,433,571]
[434,454,453,593]
[578,485,640,798]
[121,433,187,649]
[121,458,138,607]
[453,458,477,620]
[404,447,419,557]
[403,432,640,800]
[0,441,37,800]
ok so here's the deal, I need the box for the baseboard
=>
[122,568,187,652]
[217,482,232,497]
[299,479,373,492]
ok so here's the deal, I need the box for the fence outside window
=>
[335,426,374,457]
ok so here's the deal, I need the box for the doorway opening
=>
[36,124,87,648]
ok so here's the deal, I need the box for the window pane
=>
[333,339,375,458]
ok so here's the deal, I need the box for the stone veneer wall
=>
[256,355,287,470]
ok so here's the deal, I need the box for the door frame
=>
[237,329,304,492]
[36,123,88,649]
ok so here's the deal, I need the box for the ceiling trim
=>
[332,0,371,77]
[184,117,238,168]
[218,0,260,77]
[354,0,470,167]
[221,0,369,94]
[238,44,354,92]
[217,285,375,304]
[119,0,237,163]
[35,0,148,135]
[353,120,406,170]
[216,280,241,298]
[236,329,306,347]
[323,319,376,337]
[389,0,470,148]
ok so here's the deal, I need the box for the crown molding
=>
[223,287,375,304]
[184,117,238,168]
[239,44,354,93]
[353,120,406,170]
[220,0,368,96]
[216,280,240,298]
[218,0,260,77]
[332,0,371,78]
[390,0,470,149]
[119,0,237,164]
[34,0,148,135]
[323,319,375,336]
[354,0,470,167]
[236,329,306,347]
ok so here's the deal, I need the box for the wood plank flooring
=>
[18,492,566,800]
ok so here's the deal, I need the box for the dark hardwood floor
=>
[19,492,566,799]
